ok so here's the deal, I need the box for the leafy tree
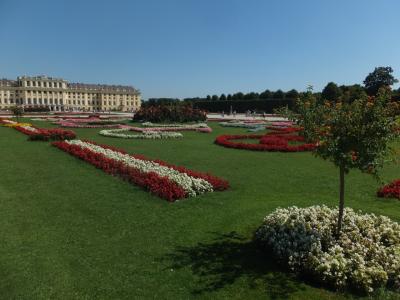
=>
[220,94,227,101]
[284,87,398,236]
[260,89,273,99]
[273,89,285,99]
[286,89,299,99]
[243,92,258,100]
[339,84,367,103]
[10,105,23,122]
[211,95,219,101]
[232,92,244,100]
[206,95,211,100]
[364,66,398,95]
[321,82,342,102]
[227,94,232,100]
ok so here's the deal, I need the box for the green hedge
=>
[191,99,295,113]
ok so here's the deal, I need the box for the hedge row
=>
[191,99,295,113]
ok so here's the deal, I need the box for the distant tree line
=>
[143,67,399,113]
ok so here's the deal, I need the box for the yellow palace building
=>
[0,75,141,112]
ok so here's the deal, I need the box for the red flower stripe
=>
[52,141,187,201]
[377,179,400,199]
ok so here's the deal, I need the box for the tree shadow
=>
[161,231,305,298]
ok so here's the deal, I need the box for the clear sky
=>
[0,0,399,99]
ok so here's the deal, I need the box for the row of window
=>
[0,98,139,106]
[25,81,63,88]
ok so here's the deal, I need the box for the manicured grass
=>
[0,118,399,299]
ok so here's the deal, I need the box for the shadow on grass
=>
[162,231,305,298]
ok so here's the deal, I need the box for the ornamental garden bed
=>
[52,139,229,201]
[215,127,316,152]
[0,118,76,141]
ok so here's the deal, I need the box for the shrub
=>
[133,104,206,123]
[255,206,400,293]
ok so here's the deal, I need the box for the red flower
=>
[215,127,316,152]
[377,179,400,199]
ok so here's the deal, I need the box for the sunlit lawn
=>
[0,118,399,299]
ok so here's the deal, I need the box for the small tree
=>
[284,87,398,236]
[364,66,398,95]
[11,105,23,122]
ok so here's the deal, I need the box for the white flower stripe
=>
[99,128,183,139]
[142,122,208,128]
[65,140,213,196]
[19,125,40,133]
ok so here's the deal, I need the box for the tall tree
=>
[260,89,273,99]
[244,92,258,100]
[211,95,219,101]
[339,84,367,103]
[220,94,227,101]
[321,82,342,102]
[364,66,398,95]
[273,89,285,99]
[286,89,299,99]
[232,92,244,100]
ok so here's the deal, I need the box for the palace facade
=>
[0,75,141,112]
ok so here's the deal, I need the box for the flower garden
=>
[0,115,399,299]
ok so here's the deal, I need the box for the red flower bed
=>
[52,141,187,201]
[377,179,400,199]
[83,140,230,191]
[14,126,76,141]
[215,127,316,152]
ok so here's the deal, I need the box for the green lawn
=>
[0,119,399,299]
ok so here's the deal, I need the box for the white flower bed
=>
[255,205,400,293]
[99,128,183,139]
[142,122,208,128]
[65,140,213,196]
[219,121,267,130]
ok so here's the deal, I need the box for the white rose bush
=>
[255,205,400,293]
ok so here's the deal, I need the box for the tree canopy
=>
[364,66,398,95]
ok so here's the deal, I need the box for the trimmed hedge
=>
[191,99,295,113]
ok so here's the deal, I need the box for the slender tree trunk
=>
[336,164,345,237]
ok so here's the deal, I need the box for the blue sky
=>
[0,0,399,99]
